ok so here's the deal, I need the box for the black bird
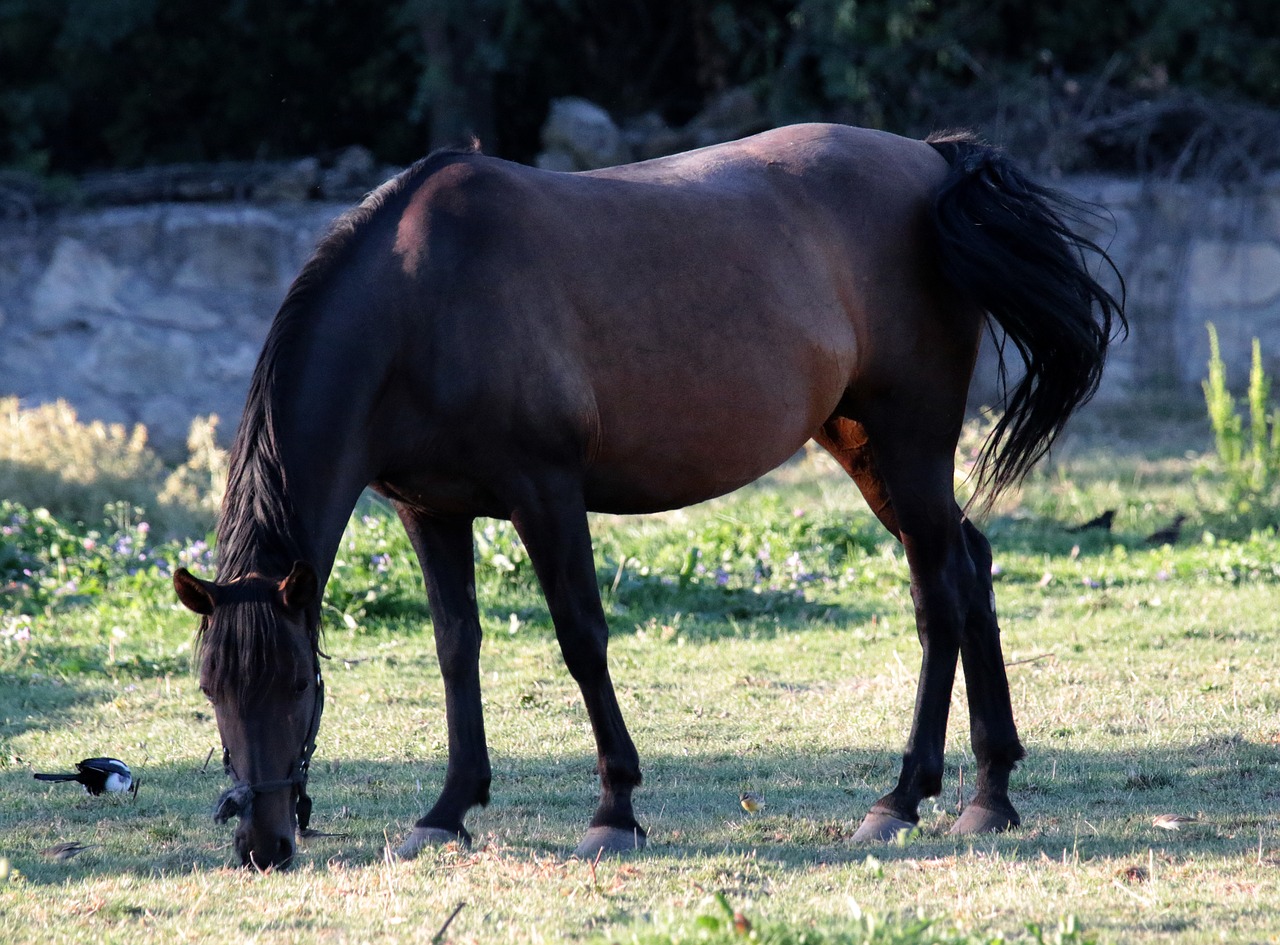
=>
[34,757,133,796]
[1145,514,1187,546]
[1067,509,1115,533]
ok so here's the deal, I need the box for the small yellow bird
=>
[1152,813,1197,831]
[739,791,765,814]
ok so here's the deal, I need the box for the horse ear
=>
[174,568,217,615]
[278,561,319,612]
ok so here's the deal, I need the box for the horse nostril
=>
[277,836,295,867]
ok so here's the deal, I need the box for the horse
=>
[172,122,1123,869]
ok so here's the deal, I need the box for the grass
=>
[2,410,1280,943]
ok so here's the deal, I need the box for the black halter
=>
[213,670,325,833]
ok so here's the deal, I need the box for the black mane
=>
[203,146,479,694]
[214,145,478,581]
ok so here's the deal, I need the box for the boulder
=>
[685,87,768,147]
[539,97,629,171]
[256,157,321,202]
[31,238,126,330]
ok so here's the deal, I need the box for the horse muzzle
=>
[230,788,298,870]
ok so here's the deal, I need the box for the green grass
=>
[2,422,1279,944]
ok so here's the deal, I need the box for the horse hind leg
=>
[506,470,646,858]
[392,508,493,858]
[950,518,1025,834]
[816,415,1023,840]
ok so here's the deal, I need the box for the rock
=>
[685,87,767,147]
[321,146,379,198]
[624,112,694,161]
[166,208,291,290]
[138,393,196,458]
[81,322,198,398]
[534,150,578,173]
[1187,241,1280,308]
[256,157,320,202]
[31,238,126,330]
[210,342,261,382]
[539,97,629,170]
[132,292,224,332]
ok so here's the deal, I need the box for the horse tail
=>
[925,131,1126,508]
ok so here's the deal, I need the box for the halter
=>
[213,669,325,833]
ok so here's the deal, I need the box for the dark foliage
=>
[1,0,1276,175]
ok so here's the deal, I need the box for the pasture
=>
[1,412,1279,944]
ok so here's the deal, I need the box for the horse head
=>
[174,561,323,870]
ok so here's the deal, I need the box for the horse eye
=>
[293,679,309,696]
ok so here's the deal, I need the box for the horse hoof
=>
[573,826,646,859]
[948,805,1019,835]
[851,812,917,843]
[393,826,469,860]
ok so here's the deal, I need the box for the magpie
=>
[34,757,133,796]
[1066,509,1115,533]
[1145,514,1187,546]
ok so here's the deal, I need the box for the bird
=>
[41,841,96,861]
[1067,509,1115,533]
[739,791,765,814]
[1152,813,1198,831]
[34,757,133,796]
[1145,514,1187,546]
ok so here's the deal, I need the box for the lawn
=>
[1,407,1278,944]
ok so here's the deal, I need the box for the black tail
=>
[33,772,77,782]
[927,131,1126,507]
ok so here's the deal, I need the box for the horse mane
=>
[216,143,480,578]
[204,144,481,695]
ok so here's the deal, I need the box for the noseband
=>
[213,670,325,833]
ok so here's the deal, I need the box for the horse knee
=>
[435,619,482,677]
[560,642,608,684]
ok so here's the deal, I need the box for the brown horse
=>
[173,123,1122,869]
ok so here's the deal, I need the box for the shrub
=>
[0,397,224,537]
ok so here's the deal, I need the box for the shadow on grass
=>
[4,737,1277,884]
[0,668,117,744]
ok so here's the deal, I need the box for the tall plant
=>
[1202,323,1280,502]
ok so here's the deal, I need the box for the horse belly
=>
[583,360,843,514]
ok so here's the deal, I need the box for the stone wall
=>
[0,202,342,456]
[1046,175,1280,409]
[2,167,1279,456]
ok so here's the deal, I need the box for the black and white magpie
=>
[34,757,133,796]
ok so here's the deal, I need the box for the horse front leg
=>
[393,509,493,858]
[508,473,646,857]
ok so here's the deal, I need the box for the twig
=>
[432,901,466,944]
[1005,653,1055,667]
[200,746,215,773]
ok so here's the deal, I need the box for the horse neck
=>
[219,313,387,589]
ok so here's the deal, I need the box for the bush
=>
[0,397,224,538]
[1,1,1277,175]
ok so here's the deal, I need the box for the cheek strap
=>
[212,675,324,834]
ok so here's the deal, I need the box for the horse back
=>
[378,126,962,513]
